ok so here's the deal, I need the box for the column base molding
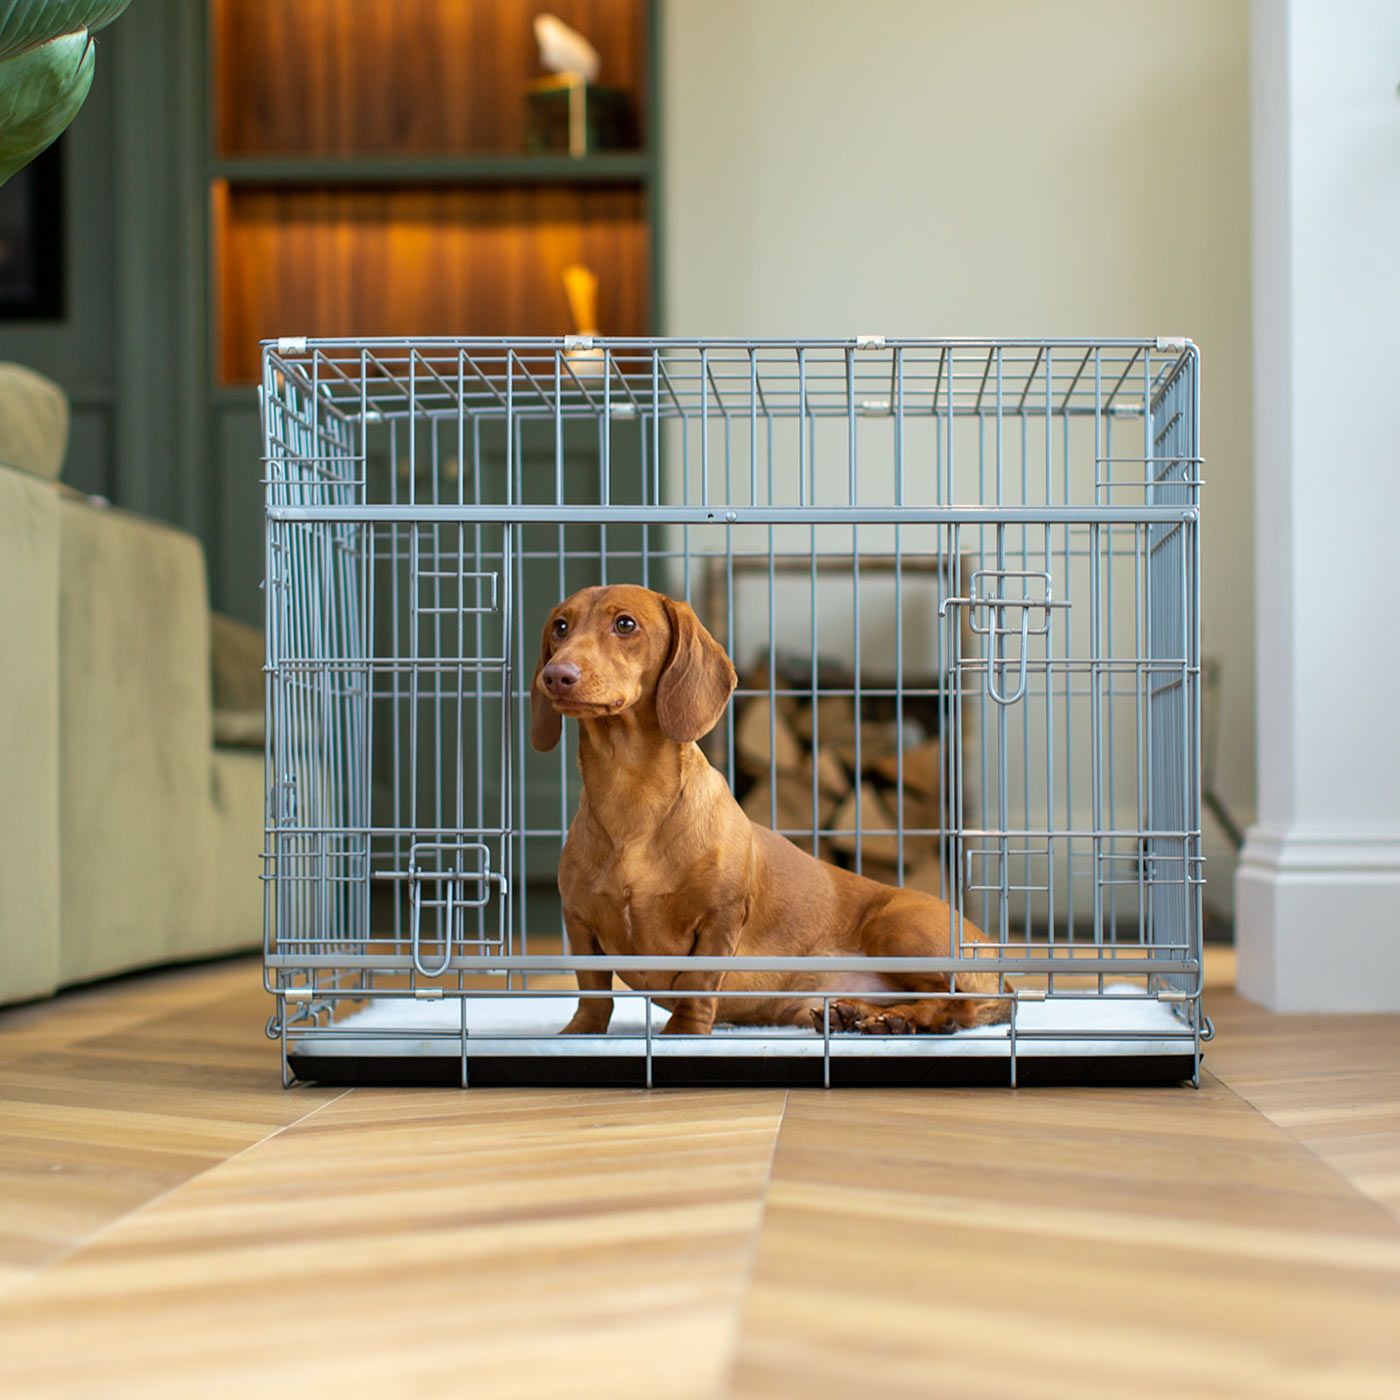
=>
[1235,825,1400,1011]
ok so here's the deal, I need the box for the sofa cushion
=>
[211,611,265,748]
[0,363,69,482]
[211,611,264,710]
[213,707,263,747]
[211,748,265,953]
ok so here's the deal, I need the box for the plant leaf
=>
[0,28,94,184]
[0,1,129,62]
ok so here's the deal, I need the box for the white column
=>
[1236,0,1400,1010]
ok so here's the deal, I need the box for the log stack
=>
[726,659,949,886]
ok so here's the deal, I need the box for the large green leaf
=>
[0,1,128,62]
[0,1,129,185]
[0,28,93,183]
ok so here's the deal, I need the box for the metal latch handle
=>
[986,607,1032,706]
[406,842,503,978]
[409,868,456,978]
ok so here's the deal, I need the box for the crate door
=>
[267,515,374,958]
[370,519,512,967]
[945,556,1068,950]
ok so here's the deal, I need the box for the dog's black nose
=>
[542,660,581,696]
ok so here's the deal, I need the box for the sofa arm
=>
[57,497,217,985]
[0,464,61,1004]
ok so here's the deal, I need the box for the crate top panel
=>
[263,337,1197,425]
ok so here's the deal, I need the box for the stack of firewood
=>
[724,660,948,887]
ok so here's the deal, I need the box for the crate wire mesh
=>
[261,336,1207,1087]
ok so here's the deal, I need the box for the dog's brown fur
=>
[532,585,1011,1036]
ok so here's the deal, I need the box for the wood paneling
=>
[208,2,654,385]
[214,0,648,157]
[215,182,649,383]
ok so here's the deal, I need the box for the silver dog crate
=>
[261,336,1207,1088]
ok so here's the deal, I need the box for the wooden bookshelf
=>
[208,0,654,384]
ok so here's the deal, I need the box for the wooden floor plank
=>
[1203,986,1400,1221]
[0,1084,786,1399]
[0,958,257,1065]
[0,964,338,1293]
[729,1083,1400,1400]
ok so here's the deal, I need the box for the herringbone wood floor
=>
[1,950,1398,1399]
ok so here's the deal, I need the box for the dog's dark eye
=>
[551,618,568,638]
[614,615,637,635]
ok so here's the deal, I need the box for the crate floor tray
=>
[287,985,1201,1087]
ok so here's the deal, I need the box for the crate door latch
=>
[406,841,507,977]
[941,569,1069,707]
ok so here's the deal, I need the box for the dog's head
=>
[531,585,737,752]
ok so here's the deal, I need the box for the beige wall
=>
[661,0,1254,912]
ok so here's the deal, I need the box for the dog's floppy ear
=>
[530,625,562,753]
[656,596,737,743]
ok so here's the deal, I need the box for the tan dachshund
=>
[531,585,1011,1036]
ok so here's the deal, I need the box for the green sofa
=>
[0,363,264,1004]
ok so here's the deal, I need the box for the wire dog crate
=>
[261,335,1207,1088]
